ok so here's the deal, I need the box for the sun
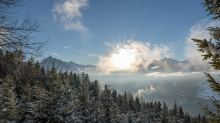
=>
[111,48,135,69]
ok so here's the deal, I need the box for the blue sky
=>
[15,0,220,65]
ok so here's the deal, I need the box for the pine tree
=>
[138,101,148,123]
[192,0,220,122]
[160,102,169,123]
[157,101,162,113]
[112,89,117,103]
[100,84,121,123]
[17,83,46,122]
[89,97,103,123]
[69,71,75,89]
[135,95,141,113]
[172,100,178,123]
[197,114,201,123]
[201,115,207,123]
[179,106,184,119]
[123,91,129,114]
[183,112,191,123]
[93,80,101,101]
[0,75,18,122]
[128,92,135,112]
[74,72,94,123]
[126,109,136,123]
[25,67,78,123]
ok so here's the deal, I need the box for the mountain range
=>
[40,56,214,73]
[40,56,97,73]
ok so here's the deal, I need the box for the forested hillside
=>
[0,50,208,122]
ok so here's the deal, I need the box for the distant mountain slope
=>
[40,56,97,72]
[139,56,214,72]
[40,56,214,73]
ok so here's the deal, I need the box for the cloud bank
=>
[98,39,173,72]
[51,0,89,34]
[145,72,201,77]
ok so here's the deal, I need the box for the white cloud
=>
[135,84,156,97]
[51,0,89,34]
[184,19,220,58]
[63,46,71,48]
[51,52,58,56]
[98,39,173,72]
[145,72,200,77]
[151,66,159,69]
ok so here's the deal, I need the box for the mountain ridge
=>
[40,56,214,73]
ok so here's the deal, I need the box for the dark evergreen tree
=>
[150,101,154,108]
[127,110,135,123]
[128,92,135,112]
[157,101,162,113]
[93,80,101,101]
[135,95,141,113]
[25,67,78,123]
[146,102,149,109]
[112,89,117,103]
[197,114,201,123]
[100,84,121,123]
[173,100,178,122]
[0,75,18,122]
[123,91,129,114]
[179,106,184,119]
[74,72,94,123]
[201,115,207,123]
[160,102,169,123]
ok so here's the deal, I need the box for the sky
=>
[15,0,220,66]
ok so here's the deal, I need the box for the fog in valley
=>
[88,71,220,116]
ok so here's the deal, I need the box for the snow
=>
[172,83,178,86]
[196,81,220,100]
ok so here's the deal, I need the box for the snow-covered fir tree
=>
[160,102,169,123]
[126,109,136,123]
[19,68,79,123]
[74,72,94,123]
[0,75,18,123]
[100,84,121,123]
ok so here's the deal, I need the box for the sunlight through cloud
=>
[98,39,173,72]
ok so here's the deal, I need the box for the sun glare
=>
[111,48,135,69]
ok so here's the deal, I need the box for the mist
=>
[87,71,220,116]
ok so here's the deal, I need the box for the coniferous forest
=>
[0,49,210,123]
[1,0,220,123]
